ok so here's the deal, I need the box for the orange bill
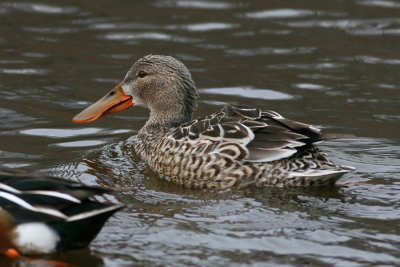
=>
[72,84,133,124]
[4,248,21,258]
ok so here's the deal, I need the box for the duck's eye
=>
[138,71,147,78]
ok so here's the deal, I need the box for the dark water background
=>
[0,0,399,266]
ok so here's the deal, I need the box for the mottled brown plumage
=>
[73,55,355,189]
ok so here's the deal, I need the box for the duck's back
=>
[133,105,354,188]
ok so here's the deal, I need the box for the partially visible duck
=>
[73,55,354,188]
[0,169,123,257]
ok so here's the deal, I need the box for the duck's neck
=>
[142,104,193,133]
[141,80,198,133]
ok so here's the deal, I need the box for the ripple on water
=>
[104,53,134,60]
[19,128,132,138]
[285,18,400,36]
[357,0,400,8]
[0,150,42,168]
[297,73,347,81]
[375,83,398,89]
[233,29,292,37]
[244,9,316,19]
[96,221,399,266]
[226,47,317,56]
[21,52,49,58]
[353,56,400,65]
[167,22,239,32]
[0,108,36,128]
[200,87,294,100]
[23,27,79,34]
[3,2,78,14]
[0,150,42,160]
[55,140,107,148]
[267,62,345,70]
[0,60,27,64]
[0,68,48,75]
[293,83,330,90]
[102,32,200,43]
[19,128,103,138]
[154,0,235,9]
[89,22,160,31]
[195,43,228,50]
[373,114,400,123]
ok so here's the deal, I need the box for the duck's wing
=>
[0,170,124,251]
[0,170,123,221]
[0,171,109,204]
[171,105,323,162]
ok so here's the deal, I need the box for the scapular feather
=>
[169,105,326,162]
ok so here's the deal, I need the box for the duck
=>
[72,54,354,189]
[0,169,123,257]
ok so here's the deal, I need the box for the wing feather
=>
[247,147,297,162]
[0,170,123,223]
[171,105,323,162]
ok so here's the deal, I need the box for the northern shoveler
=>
[0,169,123,257]
[73,54,354,188]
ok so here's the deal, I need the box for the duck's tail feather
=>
[287,166,355,186]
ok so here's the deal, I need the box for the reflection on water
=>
[2,2,78,14]
[244,9,318,19]
[201,86,294,100]
[285,18,400,36]
[0,0,399,266]
[20,127,103,138]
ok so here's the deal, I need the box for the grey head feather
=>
[128,55,199,128]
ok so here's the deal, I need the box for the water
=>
[0,0,399,266]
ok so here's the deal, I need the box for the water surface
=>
[0,0,399,266]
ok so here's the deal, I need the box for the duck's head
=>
[73,55,198,126]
